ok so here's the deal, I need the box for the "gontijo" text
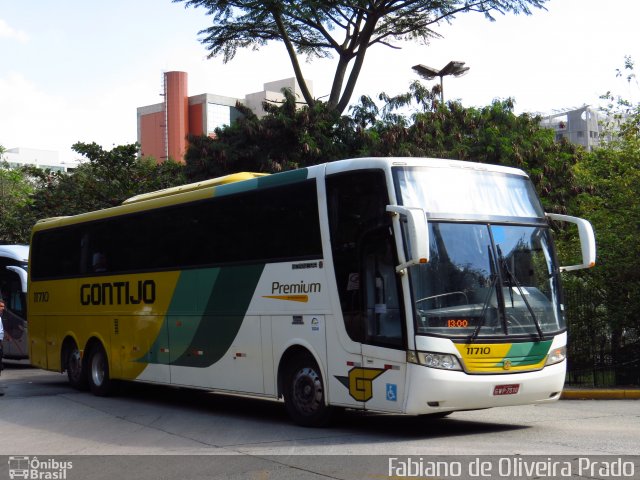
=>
[80,280,156,306]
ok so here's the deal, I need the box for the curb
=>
[561,389,640,400]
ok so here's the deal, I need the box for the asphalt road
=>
[1,360,638,479]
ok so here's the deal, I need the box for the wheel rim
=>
[68,349,82,382]
[91,351,105,387]
[292,366,324,415]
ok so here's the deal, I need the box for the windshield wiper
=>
[470,245,498,343]
[469,272,497,342]
[497,246,544,340]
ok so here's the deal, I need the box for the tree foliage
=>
[559,57,640,384]
[357,82,583,212]
[5,143,186,243]
[600,55,640,141]
[563,127,640,384]
[573,134,640,323]
[185,82,581,214]
[184,93,361,180]
[0,161,36,243]
[176,0,547,113]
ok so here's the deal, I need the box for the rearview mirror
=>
[386,205,429,272]
[546,213,596,272]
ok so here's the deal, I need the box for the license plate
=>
[493,384,520,395]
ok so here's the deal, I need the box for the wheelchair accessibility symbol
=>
[386,383,397,402]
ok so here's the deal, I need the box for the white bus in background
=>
[0,244,29,359]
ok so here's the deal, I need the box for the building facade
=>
[136,71,312,163]
[244,77,313,118]
[136,72,242,163]
[539,106,602,151]
[1,147,79,172]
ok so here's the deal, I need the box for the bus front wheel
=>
[87,343,113,397]
[284,354,332,427]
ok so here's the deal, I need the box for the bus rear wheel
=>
[65,342,87,390]
[87,343,113,396]
[284,354,332,427]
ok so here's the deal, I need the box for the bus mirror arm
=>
[546,213,596,272]
[386,205,430,273]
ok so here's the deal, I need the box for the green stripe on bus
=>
[139,264,265,368]
[502,340,552,367]
[214,178,262,197]
[167,268,221,363]
[171,263,265,368]
[214,168,309,198]
[256,168,308,188]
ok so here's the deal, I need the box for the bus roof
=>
[31,158,530,233]
[31,168,308,232]
[122,172,268,205]
[325,157,528,177]
[0,244,29,263]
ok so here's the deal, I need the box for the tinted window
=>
[31,226,84,279]
[31,180,322,279]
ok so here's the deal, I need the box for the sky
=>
[1,0,639,164]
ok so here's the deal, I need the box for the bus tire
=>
[283,353,332,427]
[65,341,88,391]
[87,343,113,397]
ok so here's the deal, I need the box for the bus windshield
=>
[392,165,563,339]
[393,164,544,222]
[409,223,564,338]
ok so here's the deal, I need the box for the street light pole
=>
[412,61,470,103]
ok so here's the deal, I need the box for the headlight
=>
[407,351,463,371]
[545,346,567,366]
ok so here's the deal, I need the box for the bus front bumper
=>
[403,361,566,415]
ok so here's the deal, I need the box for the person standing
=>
[0,300,5,396]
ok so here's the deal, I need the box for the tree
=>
[600,55,640,141]
[184,80,583,220]
[176,0,547,114]
[349,83,583,212]
[0,161,36,243]
[21,143,187,243]
[565,57,640,385]
[569,131,640,384]
[184,93,361,180]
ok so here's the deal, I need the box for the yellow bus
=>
[28,158,595,426]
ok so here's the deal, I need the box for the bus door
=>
[359,228,406,412]
[1,265,28,359]
[326,169,406,413]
